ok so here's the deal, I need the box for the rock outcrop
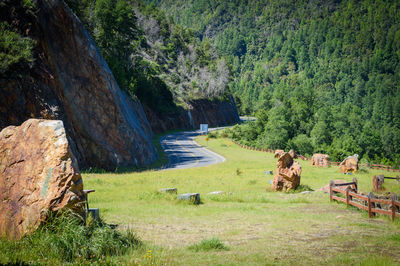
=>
[274,149,285,158]
[143,96,240,134]
[310,153,330,167]
[339,154,359,173]
[0,0,157,170]
[272,153,302,191]
[0,119,85,240]
[288,149,298,159]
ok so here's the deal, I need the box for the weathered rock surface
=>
[274,149,285,158]
[0,0,157,170]
[339,154,359,173]
[272,153,302,191]
[288,149,298,159]
[143,96,240,134]
[311,153,330,167]
[0,119,85,239]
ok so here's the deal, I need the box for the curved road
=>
[160,130,225,170]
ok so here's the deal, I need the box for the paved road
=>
[160,130,225,170]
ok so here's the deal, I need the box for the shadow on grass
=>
[82,129,186,174]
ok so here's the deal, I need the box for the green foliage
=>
[0,212,140,264]
[0,22,34,76]
[150,0,400,164]
[188,238,229,252]
[67,0,229,113]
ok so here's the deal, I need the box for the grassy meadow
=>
[79,134,400,265]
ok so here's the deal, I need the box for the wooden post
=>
[368,192,375,218]
[329,180,334,202]
[345,187,350,207]
[367,192,372,218]
[352,177,358,193]
[372,175,377,192]
[392,194,398,222]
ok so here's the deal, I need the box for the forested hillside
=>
[148,0,400,164]
[66,0,230,114]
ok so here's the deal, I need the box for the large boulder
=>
[274,149,285,158]
[0,0,157,171]
[272,153,302,191]
[0,119,85,240]
[310,153,330,167]
[288,149,298,159]
[339,154,359,173]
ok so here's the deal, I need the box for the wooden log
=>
[369,192,375,218]
[368,193,373,218]
[392,194,397,221]
[349,191,368,201]
[372,208,392,216]
[346,187,350,207]
[332,187,347,193]
[332,195,346,203]
[333,182,356,187]
[329,180,334,202]
[393,194,399,221]
[353,177,358,193]
[349,200,368,211]
[370,198,392,204]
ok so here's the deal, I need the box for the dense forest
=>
[148,0,400,165]
[2,0,231,115]
[66,0,231,114]
[2,0,399,164]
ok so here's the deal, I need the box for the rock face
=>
[143,96,240,134]
[0,119,85,240]
[272,153,302,191]
[339,154,359,173]
[288,149,298,159]
[274,149,285,158]
[311,153,330,167]
[0,0,157,170]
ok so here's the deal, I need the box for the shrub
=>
[0,22,35,75]
[0,211,140,264]
[188,238,229,252]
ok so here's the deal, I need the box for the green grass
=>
[0,212,140,264]
[2,133,400,265]
[188,238,229,252]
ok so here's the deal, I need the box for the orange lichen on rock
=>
[310,153,330,167]
[0,119,85,240]
[272,153,302,191]
[339,154,359,173]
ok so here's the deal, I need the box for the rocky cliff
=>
[144,96,240,134]
[0,0,157,170]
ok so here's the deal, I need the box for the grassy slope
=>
[83,135,400,265]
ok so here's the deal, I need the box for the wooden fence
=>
[373,175,400,192]
[329,179,400,221]
[369,164,400,172]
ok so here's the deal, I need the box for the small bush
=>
[0,22,35,75]
[235,168,242,176]
[188,238,229,252]
[0,212,140,264]
[208,131,218,138]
